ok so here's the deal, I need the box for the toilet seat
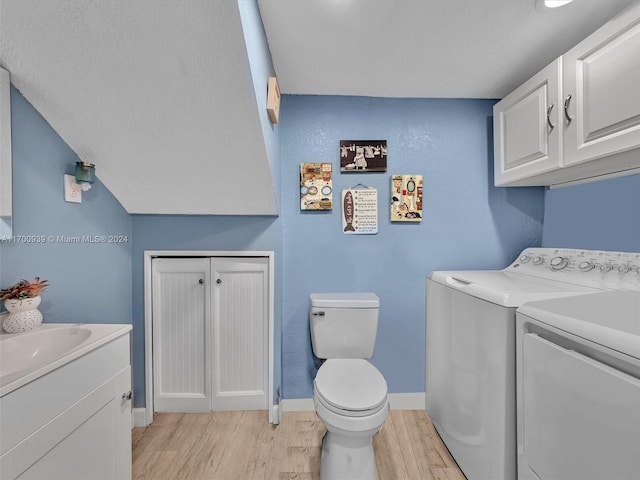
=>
[314,359,388,417]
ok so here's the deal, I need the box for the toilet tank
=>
[310,293,380,359]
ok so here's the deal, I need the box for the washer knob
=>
[532,256,544,265]
[600,264,613,273]
[519,255,530,263]
[550,256,569,270]
[579,261,594,272]
[618,264,631,274]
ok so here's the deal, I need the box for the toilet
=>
[310,293,389,480]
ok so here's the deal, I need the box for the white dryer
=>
[425,248,640,480]
[516,290,640,480]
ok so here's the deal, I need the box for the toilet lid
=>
[314,359,388,413]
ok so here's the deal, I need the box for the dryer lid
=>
[314,359,388,411]
[518,290,640,359]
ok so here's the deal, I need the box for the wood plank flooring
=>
[132,410,466,480]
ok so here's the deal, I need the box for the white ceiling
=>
[0,0,278,215]
[0,0,636,216]
[258,0,637,98]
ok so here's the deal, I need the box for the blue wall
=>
[279,95,545,398]
[0,87,132,324]
[542,174,640,251]
[239,0,280,198]
[5,82,638,408]
[238,0,283,405]
[1,88,283,411]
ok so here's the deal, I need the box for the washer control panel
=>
[508,248,640,291]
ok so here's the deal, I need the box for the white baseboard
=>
[388,392,426,410]
[281,398,315,411]
[132,408,149,427]
[281,392,425,412]
[270,405,281,425]
[134,392,425,427]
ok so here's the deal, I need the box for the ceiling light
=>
[535,0,575,12]
[545,0,574,7]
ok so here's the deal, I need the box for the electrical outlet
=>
[64,174,82,203]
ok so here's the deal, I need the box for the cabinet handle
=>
[546,103,555,131]
[216,278,222,284]
[563,94,573,124]
[122,391,133,401]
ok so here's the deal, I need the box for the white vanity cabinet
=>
[0,332,132,480]
[494,2,640,187]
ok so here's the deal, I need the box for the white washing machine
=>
[516,290,640,480]
[425,248,640,480]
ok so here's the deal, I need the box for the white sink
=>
[0,323,132,397]
[0,326,91,377]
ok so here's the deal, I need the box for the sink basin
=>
[1,326,91,377]
[0,323,132,396]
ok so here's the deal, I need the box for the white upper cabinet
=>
[494,59,562,186]
[563,5,640,168]
[494,2,640,187]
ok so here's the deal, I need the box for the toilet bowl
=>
[313,359,389,480]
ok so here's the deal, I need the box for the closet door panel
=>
[211,257,268,410]
[152,258,211,412]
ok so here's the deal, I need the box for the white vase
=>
[3,296,43,334]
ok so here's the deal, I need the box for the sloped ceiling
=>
[1,1,637,217]
[258,0,637,98]
[0,0,278,215]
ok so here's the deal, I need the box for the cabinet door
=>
[211,257,268,410]
[563,3,640,167]
[152,257,212,412]
[493,58,562,186]
[10,366,132,480]
[151,257,270,413]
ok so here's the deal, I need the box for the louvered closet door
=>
[211,257,268,410]
[152,258,211,412]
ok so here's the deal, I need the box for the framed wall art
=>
[340,140,387,173]
[300,162,333,211]
[390,175,423,222]
[342,185,378,234]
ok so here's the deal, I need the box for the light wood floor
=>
[132,410,465,480]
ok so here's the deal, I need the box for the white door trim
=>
[144,250,275,425]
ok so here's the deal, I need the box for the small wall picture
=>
[342,187,378,235]
[340,140,387,173]
[391,175,423,222]
[300,162,333,210]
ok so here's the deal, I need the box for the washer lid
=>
[314,359,387,411]
[428,271,600,307]
[310,293,379,308]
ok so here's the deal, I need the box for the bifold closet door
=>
[211,257,268,410]
[152,258,211,412]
